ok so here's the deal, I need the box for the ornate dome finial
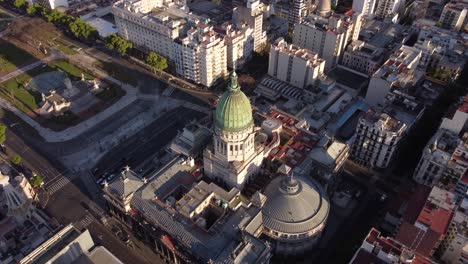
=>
[228,71,240,92]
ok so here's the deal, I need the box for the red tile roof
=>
[365,228,404,256]
[396,222,440,257]
[417,202,453,235]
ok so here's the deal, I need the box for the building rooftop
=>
[300,12,354,35]
[20,225,82,264]
[261,175,329,234]
[272,38,325,68]
[395,221,440,257]
[308,138,348,167]
[383,90,425,129]
[373,45,422,88]
[361,109,406,134]
[104,156,271,263]
[359,20,406,48]
[346,40,384,62]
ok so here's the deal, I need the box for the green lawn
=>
[49,60,93,79]
[0,40,36,75]
[0,59,95,112]
[54,38,78,55]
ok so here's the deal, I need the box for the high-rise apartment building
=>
[374,0,405,21]
[293,11,362,71]
[217,24,254,69]
[352,0,377,16]
[177,23,227,87]
[351,110,407,169]
[289,0,312,26]
[113,0,227,87]
[233,0,267,53]
[439,0,468,32]
[268,38,325,89]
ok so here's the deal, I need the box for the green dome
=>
[215,72,253,132]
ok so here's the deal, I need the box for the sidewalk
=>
[0,50,139,142]
[0,50,63,81]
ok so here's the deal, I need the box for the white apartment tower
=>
[374,0,405,21]
[113,0,227,87]
[268,38,325,89]
[233,0,267,53]
[351,110,407,169]
[178,23,227,87]
[439,0,468,32]
[220,24,254,69]
[293,11,362,71]
[290,0,312,25]
[352,0,377,16]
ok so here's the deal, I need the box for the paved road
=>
[3,121,163,264]
[94,106,206,174]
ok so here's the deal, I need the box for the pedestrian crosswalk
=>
[45,176,70,195]
[74,213,94,230]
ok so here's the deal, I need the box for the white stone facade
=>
[351,110,407,169]
[439,0,468,32]
[352,0,377,16]
[293,12,362,71]
[113,0,227,87]
[374,0,405,20]
[204,126,265,189]
[413,129,460,186]
[233,0,267,53]
[268,38,325,89]
[341,40,384,76]
[365,45,423,107]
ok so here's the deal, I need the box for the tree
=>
[30,174,43,188]
[43,9,64,23]
[26,3,41,15]
[105,34,133,56]
[146,51,168,71]
[12,0,26,9]
[11,155,21,165]
[0,124,5,145]
[67,18,98,41]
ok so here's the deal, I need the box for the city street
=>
[3,117,163,263]
[94,105,207,174]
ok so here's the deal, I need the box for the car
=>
[380,194,387,202]
[96,178,104,185]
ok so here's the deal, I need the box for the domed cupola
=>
[215,71,253,132]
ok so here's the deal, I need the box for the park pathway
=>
[0,49,209,143]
